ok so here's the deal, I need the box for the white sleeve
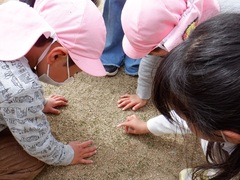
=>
[147,110,190,136]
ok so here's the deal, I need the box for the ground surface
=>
[36,68,205,180]
[0,0,205,179]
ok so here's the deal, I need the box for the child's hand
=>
[43,95,68,114]
[117,115,149,134]
[69,140,97,165]
[117,94,147,111]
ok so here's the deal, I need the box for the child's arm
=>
[117,115,150,134]
[118,55,163,111]
[117,110,190,135]
[147,111,190,136]
[2,89,95,166]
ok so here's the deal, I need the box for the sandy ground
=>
[0,0,206,179]
[35,68,205,180]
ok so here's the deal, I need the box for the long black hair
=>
[152,13,240,179]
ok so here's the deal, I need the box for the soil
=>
[36,68,205,180]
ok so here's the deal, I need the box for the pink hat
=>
[0,1,54,61]
[122,0,220,59]
[34,0,107,76]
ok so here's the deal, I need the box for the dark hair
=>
[19,0,36,7]
[34,34,53,47]
[152,13,240,179]
[91,0,100,7]
[64,56,75,67]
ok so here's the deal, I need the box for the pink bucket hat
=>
[122,0,220,59]
[34,0,107,76]
[0,1,54,61]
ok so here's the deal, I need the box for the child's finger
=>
[132,104,142,111]
[50,108,60,114]
[120,94,130,98]
[117,123,124,128]
[122,103,135,111]
[126,127,135,134]
[54,100,68,107]
[117,121,130,128]
[118,97,128,103]
[118,100,130,107]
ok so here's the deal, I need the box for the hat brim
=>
[69,52,106,77]
[0,29,52,61]
[122,36,151,59]
[0,1,54,61]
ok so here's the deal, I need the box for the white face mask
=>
[38,55,74,86]
[37,36,74,86]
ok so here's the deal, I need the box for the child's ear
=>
[149,47,168,57]
[223,130,240,144]
[46,47,68,64]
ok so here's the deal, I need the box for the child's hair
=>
[152,13,240,179]
[91,0,100,7]
[34,34,53,47]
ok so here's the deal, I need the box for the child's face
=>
[149,47,168,57]
[36,45,82,84]
[175,110,228,143]
[186,120,227,143]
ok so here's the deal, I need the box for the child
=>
[118,0,238,111]
[118,0,240,111]
[0,0,106,179]
[100,0,141,76]
[118,13,240,179]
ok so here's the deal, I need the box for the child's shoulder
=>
[218,0,240,14]
[0,58,42,103]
